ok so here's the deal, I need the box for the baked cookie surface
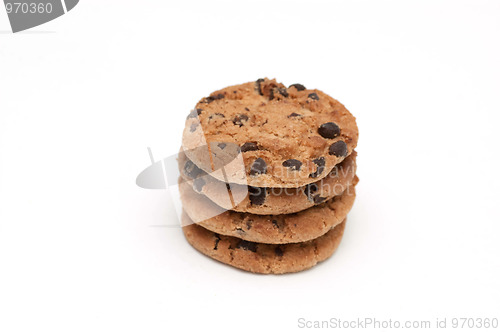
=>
[182,213,347,274]
[182,78,358,188]
[179,178,356,244]
[178,150,357,215]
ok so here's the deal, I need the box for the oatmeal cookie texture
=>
[178,79,359,274]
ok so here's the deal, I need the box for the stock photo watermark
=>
[137,107,357,227]
[136,143,356,228]
[3,0,78,33]
[297,317,499,329]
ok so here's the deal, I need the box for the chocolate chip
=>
[256,78,265,95]
[288,112,302,118]
[184,160,203,178]
[193,178,205,192]
[304,183,318,201]
[240,142,259,152]
[244,107,250,111]
[208,113,225,120]
[313,195,327,204]
[309,157,325,178]
[189,123,198,132]
[246,220,253,230]
[282,159,302,171]
[233,114,249,127]
[318,122,341,139]
[272,220,279,228]
[275,246,284,257]
[203,93,225,103]
[308,92,319,100]
[187,108,203,119]
[329,141,348,157]
[248,186,266,206]
[213,234,220,250]
[278,88,289,97]
[289,83,306,91]
[236,240,257,252]
[250,158,267,176]
[217,143,226,149]
[270,87,288,100]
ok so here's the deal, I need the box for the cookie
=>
[182,212,347,274]
[178,149,357,215]
[182,78,358,188]
[179,178,356,244]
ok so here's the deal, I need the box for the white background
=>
[1,1,499,331]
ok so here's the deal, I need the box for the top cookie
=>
[182,78,358,188]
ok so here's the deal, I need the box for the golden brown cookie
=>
[182,212,347,274]
[179,178,356,244]
[182,78,358,188]
[178,150,357,215]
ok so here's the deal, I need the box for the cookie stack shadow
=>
[178,78,359,274]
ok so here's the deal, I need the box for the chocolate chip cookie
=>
[182,78,358,188]
[182,212,347,274]
[178,149,357,215]
[179,178,356,244]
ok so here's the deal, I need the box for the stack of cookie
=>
[179,78,359,274]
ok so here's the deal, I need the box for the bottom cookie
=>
[182,212,346,274]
